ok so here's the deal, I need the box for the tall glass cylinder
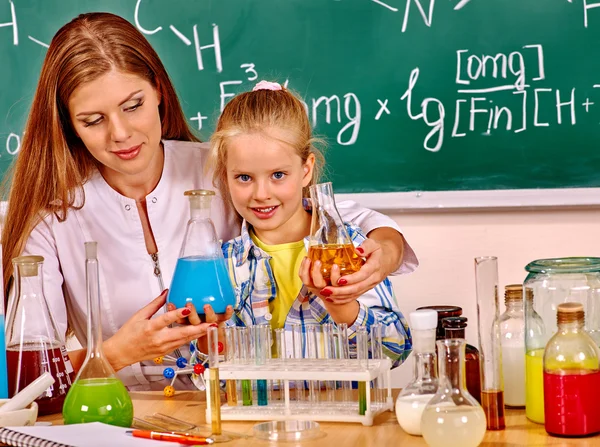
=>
[474,256,505,430]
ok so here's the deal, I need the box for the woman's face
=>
[68,69,163,182]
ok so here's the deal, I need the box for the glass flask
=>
[421,339,487,447]
[416,305,463,341]
[499,284,529,408]
[62,242,133,427]
[308,182,364,285]
[543,302,600,437]
[442,316,481,404]
[168,190,236,314]
[6,256,74,415]
[523,257,600,424]
[474,256,505,430]
[395,309,438,436]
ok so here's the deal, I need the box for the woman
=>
[2,12,417,390]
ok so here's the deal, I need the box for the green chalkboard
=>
[1,0,599,194]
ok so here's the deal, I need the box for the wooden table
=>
[38,391,600,446]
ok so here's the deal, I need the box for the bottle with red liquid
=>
[543,302,600,437]
[5,256,74,415]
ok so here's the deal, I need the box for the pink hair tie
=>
[252,80,283,92]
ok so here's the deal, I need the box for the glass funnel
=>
[421,339,487,447]
[308,182,364,285]
[62,242,133,427]
[6,256,74,415]
[168,190,236,314]
[395,309,438,436]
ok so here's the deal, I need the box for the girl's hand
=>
[300,238,385,304]
[166,302,234,326]
[103,290,213,371]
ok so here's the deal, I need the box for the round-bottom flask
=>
[421,339,486,447]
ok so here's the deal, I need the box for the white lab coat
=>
[18,140,417,390]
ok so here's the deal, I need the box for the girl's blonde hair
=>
[209,85,325,209]
[1,12,198,295]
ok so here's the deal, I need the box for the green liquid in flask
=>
[62,378,133,427]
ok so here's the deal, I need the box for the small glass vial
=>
[543,302,600,437]
[395,310,438,436]
[499,284,529,408]
[416,305,463,341]
[421,339,487,447]
[443,316,481,404]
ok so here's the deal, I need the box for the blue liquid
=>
[0,316,8,398]
[257,380,268,406]
[168,256,236,313]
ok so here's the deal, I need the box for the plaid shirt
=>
[221,219,412,368]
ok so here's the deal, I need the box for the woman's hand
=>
[103,290,214,371]
[166,302,234,326]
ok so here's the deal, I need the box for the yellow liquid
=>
[525,349,544,424]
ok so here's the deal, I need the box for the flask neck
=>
[85,257,104,357]
[437,339,468,391]
[413,351,437,383]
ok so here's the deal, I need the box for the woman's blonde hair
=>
[209,85,325,210]
[1,12,198,294]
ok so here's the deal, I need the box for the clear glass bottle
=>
[416,305,463,341]
[62,242,133,427]
[499,284,528,408]
[168,190,236,314]
[421,339,487,447]
[474,256,505,430]
[442,316,481,404]
[308,182,364,285]
[543,302,600,437]
[6,256,74,415]
[395,309,438,436]
[523,257,599,424]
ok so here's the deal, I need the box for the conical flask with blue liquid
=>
[168,190,235,314]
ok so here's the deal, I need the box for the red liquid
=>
[544,370,600,437]
[7,345,74,415]
[466,344,482,404]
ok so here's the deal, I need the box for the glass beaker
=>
[6,256,74,415]
[308,182,364,285]
[524,257,600,424]
[416,305,463,341]
[168,190,236,314]
[474,256,505,430]
[62,242,133,427]
[499,284,529,408]
[421,339,487,447]
[543,302,600,437]
[395,309,438,436]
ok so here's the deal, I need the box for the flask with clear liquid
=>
[421,339,487,447]
[62,242,133,427]
[168,190,236,314]
[308,182,364,284]
[6,256,74,415]
[395,309,438,436]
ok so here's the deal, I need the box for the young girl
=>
[209,81,416,366]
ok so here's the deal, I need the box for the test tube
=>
[255,325,269,406]
[357,326,368,415]
[307,325,320,404]
[323,323,336,402]
[291,323,305,402]
[275,328,286,402]
[224,326,238,406]
[339,323,351,402]
[370,323,383,406]
[208,326,221,436]
[237,327,253,406]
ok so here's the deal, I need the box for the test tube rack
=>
[204,357,393,426]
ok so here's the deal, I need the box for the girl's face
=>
[68,69,163,186]
[226,129,315,245]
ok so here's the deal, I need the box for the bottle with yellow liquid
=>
[308,182,364,285]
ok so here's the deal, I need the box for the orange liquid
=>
[308,244,364,285]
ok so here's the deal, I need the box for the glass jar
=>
[524,257,600,424]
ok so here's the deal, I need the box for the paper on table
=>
[4,422,168,447]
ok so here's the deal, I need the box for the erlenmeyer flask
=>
[421,339,487,447]
[62,242,133,427]
[308,182,364,285]
[168,190,236,314]
[6,256,74,415]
